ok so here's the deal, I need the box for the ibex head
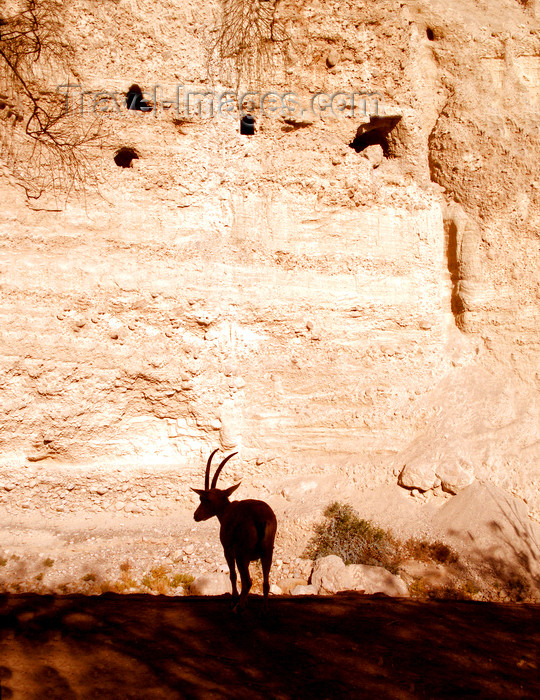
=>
[191,449,240,521]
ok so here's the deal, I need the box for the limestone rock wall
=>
[0,0,538,518]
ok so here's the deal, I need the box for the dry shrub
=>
[111,562,137,592]
[98,580,115,594]
[81,566,136,594]
[503,574,533,603]
[304,502,402,574]
[305,502,464,578]
[404,538,459,565]
[171,573,194,593]
[428,581,480,601]
[142,565,172,594]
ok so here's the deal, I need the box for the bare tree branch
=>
[0,0,103,203]
[208,0,290,89]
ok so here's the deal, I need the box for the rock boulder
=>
[189,573,231,596]
[311,555,408,597]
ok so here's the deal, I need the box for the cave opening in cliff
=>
[349,115,401,156]
[426,27,435,41]
[445,213,465,320]
[126,84,152,112]
[240,114,256,135]
[114,147,139,168]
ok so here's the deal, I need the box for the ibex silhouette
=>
[192,449,277,612]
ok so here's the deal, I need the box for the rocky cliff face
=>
[0,0,538,523]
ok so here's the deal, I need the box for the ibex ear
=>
[191,488,206,496]
[224,482,241,498]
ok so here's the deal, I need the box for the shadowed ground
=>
[0,594,538,699]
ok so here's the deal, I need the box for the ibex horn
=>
[211,452,238,489]
[205,448,220,490]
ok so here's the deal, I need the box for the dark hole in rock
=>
[114,148,139,168]
[349,115,401,156]
[426,27,435,41]
[126,84,152,112]
[240,115,256,135]
[445,213,464,318]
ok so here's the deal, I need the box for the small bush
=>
[96,577,135,594]
[43,557,54,567]
[304,502,402,574]
[427,582,475,601]
[404,538,459,565]
[505,574,532,602]
[171,573,194,592]
[409,577,480,601]
[408,577,428,598]
[113,577,137,593]
[305,502,463,578]
[35,573,44,582]
[0,557,7,566]
[142,565,171,594]
[81,568,138,595]
[462,580,481,598]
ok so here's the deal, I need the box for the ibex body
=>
[192,449,277,612]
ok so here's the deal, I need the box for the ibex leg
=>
[261,549,273,609]
[232,558,251,613]
[224,551,238,600]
